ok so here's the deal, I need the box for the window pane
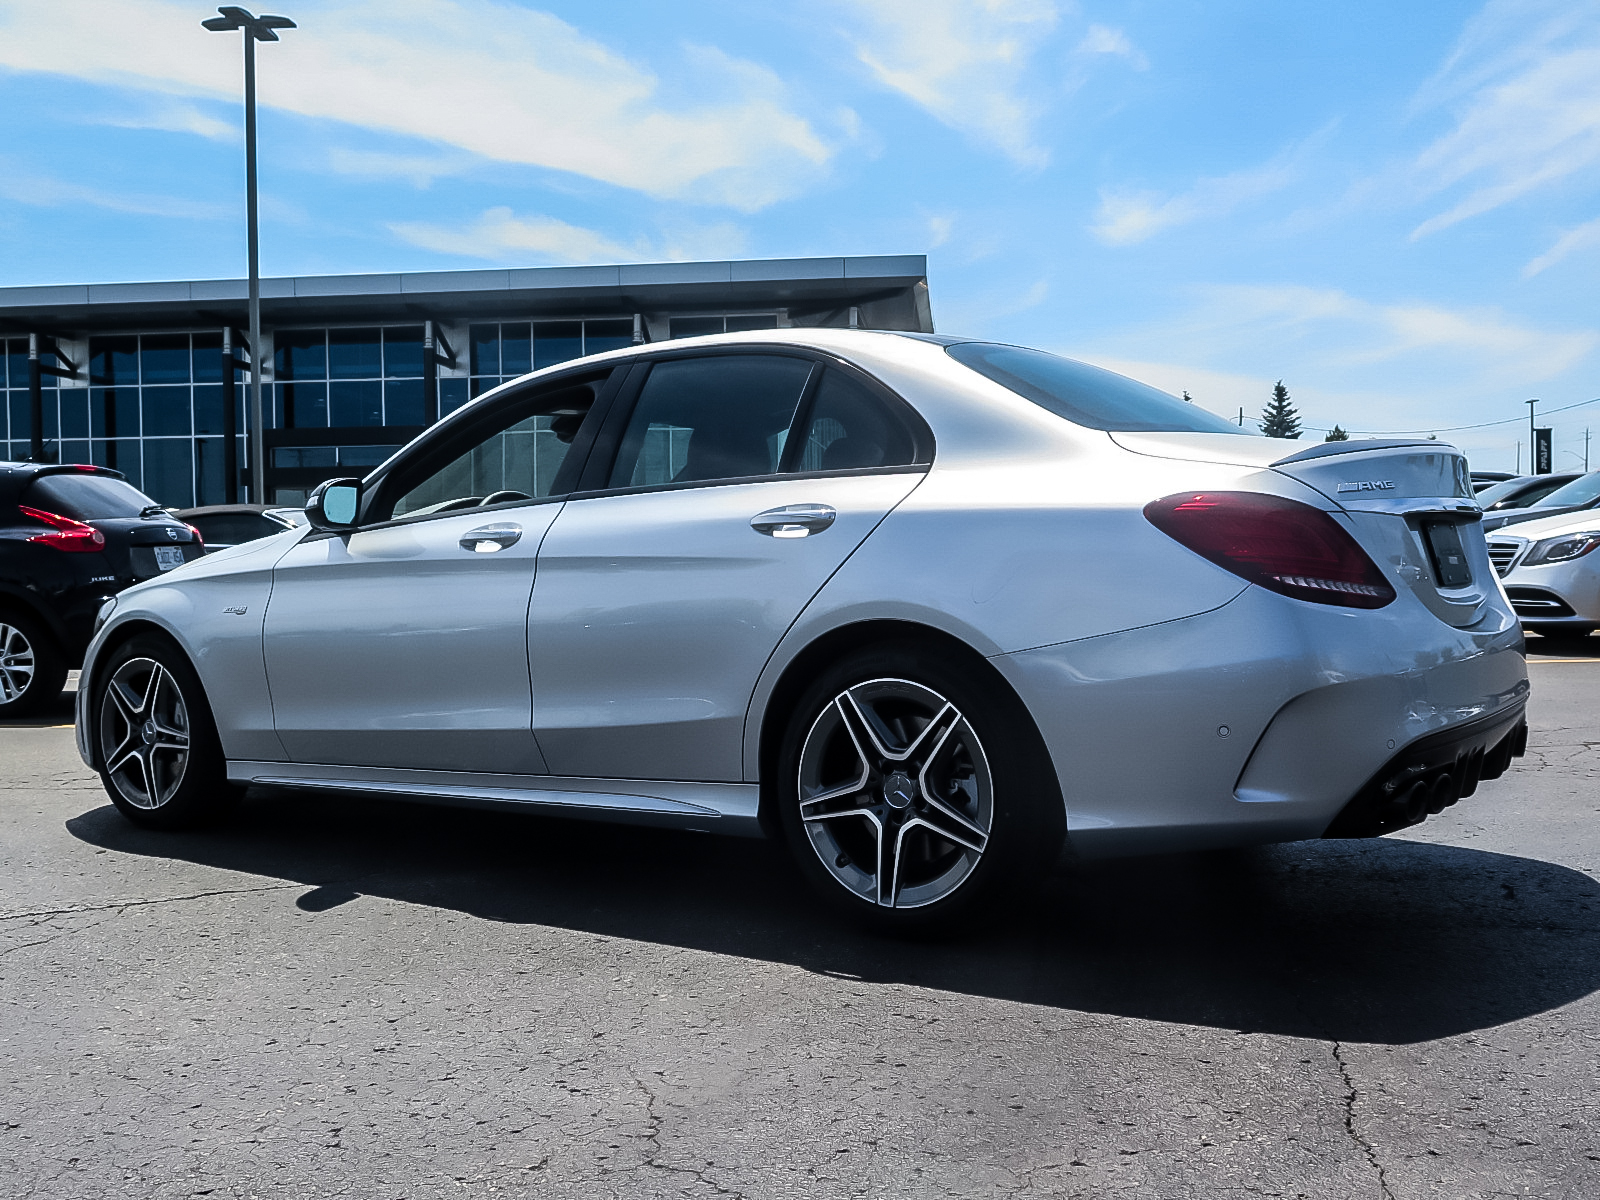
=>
[142,385,192,437]
[383,326,425,378]
[329,328,382,379]
[193,384,226,435]
[89,336,138,386]
[669,316,724,339]
[192,331,224,384]
[24,473,156,518]
[470,377,498,398]
[337,445,392,468]
[142,438,195,507]
[275,329,327,381]
[585,319,632,355]
[92,387,141,439]
[469,324,499,377]
[725,314,778,333]
[8,391,27,441]
[106,442,141,489]
[533,321,582,370]
[195,436,226,506]
[794,369,916,472]
[384,377,425,426]
[608,356,812,489]
[141,333,191,384]
[329,380,383,426]
[439,377,470,416]
[59,391,90,440]
[274,447,337,468]
[501,324,531,376]
[279,382,328,429]
[60,439,90,466]
[387,379,598,517]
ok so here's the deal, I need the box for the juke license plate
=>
[153,545,186,572]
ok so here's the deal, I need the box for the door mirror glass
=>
[307,478,362,530]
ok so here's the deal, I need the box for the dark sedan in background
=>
[1,462,202,715]
[1483,470,1600,532]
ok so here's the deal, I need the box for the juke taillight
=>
[20,505,108,553]
[1144,491,1396,609]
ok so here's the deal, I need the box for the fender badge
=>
[223,606,248,615]
[1336,480,1396,493]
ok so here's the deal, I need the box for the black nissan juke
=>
[0,463,203,716]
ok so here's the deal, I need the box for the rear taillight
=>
[1144,491,1396,609]
[19,505,107,553]
[186,524,205,549]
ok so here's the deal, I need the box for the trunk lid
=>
[1112,433,1495,628]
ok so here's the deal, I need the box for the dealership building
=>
[0,254,933,507]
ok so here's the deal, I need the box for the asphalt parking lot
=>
[4,638,1598,1200]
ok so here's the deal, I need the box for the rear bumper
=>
[992,582,1529,859]
[1323,704,1527,838]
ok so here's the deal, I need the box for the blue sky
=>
[2,0,1599,470]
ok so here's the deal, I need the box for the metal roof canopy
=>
[0,254,933,334]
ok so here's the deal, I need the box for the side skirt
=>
[225,761,764,837]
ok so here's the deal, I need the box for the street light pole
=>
[1526,398,1537,477]
[203,6,295,504]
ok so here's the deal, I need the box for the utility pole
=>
[204,6,296,503]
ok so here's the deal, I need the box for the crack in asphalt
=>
[0,884,300,924]
[633,1072,747,1198]
[1331,1041,1395,1200]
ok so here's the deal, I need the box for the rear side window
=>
[789,368,917,471]
[946,342,1244,435]
[191,513,286,545]
[607,355,813,488]
[23,474,158,519]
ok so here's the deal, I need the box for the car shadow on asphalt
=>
[64,787,1600,1046]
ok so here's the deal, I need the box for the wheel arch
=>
[752,618,1061,842]
[0,585,68,649]
[81,619,198,771]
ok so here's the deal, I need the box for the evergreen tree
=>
[1181,390,1193,403]
[1259,381,1302,439]
[1325,424,1349,441]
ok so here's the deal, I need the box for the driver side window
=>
[385,379,598,520]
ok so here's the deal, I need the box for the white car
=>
[1487,509,1600,637]
[74,330,1529,929]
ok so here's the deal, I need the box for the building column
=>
[27,333,44,463]
[222,327,240,502]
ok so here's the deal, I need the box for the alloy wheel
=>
[797,677,993,909]
[0,621,35,703]
[99,657,191,809]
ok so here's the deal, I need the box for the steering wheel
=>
[481,490,533,506]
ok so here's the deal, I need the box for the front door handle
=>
[460,522,523,553]
[750,504,837,538]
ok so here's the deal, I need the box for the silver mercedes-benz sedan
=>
[75,329,1529,929]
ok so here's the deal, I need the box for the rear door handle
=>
[460,522,523,553]
[750,504,836,538]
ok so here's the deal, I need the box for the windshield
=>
[1532,471,1600,509]
[23,473,159,519]
[945,342,1245,434]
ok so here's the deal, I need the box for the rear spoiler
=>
[1271,438,1443,467]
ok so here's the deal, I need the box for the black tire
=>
[1526,624,1596,641]
[93,634,237,829]
[0,609,68,718]
[774,640,1064,932]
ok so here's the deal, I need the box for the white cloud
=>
[926,213,955,247]
[1090,155,1298,246]
[1523,215,1600,275]
[326,148,469,190]
[389,207,748,266]
[0,0,833,211]
[1409,0,1600,237]
[102,99,234,141]
[1076,24,1148,70]
[841,0,1061,167]
[0,162,226,220]
[390,208,647,264]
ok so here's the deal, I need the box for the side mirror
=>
[305,477,362,531]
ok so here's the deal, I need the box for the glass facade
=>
[3,338,60,465]
[466,319,634,408]
[5,312,786,506]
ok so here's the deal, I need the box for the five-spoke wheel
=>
[777,642,1063,928]
[798,678,993,909]
[93,635,233,827]
[0,612,67,717]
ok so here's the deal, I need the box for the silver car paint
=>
[1487,508,1600,628]
[263,501,564,772]
[77,328,1529,857]
[529,471,922,781]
